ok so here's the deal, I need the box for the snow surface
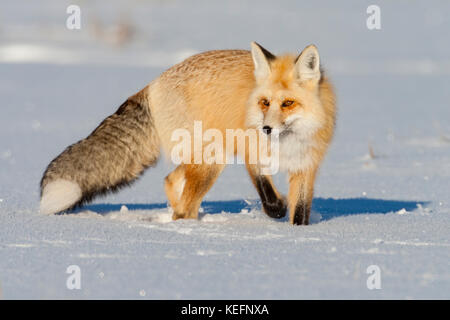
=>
[0,0,449,299]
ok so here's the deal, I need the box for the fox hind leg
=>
[164,165,186,213]
[165,164,225,220]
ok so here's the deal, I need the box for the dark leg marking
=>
[255,176,287,219]
[293,201,311,225]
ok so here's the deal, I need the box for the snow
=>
[0,0,449,299]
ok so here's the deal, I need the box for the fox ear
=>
[251,42,275,81]
[294,45,321,84]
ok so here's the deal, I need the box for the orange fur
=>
[147,45,335,223]
[41,44,335,222]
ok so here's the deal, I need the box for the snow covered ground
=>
[0,0,449,299]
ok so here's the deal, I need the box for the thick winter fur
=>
[40,42,336,225]
[40,89,160,214]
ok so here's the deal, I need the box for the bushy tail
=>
[40,88,160,214]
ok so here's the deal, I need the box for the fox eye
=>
[259,99,270,107]
[281,100,295,107]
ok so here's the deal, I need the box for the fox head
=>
[246,42,326,141]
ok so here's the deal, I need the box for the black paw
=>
[262,199,287,219]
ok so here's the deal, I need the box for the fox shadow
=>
[74,197,427,223]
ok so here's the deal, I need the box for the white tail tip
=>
[40,179,82,215]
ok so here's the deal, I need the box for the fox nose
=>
[262,126,272,135]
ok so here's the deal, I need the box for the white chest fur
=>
[277,133,316,173]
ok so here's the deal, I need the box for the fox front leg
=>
[246,164,287,219]
[288,169,317,225]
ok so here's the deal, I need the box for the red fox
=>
[40,42,336,225]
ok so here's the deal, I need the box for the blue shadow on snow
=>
[74,198,427,222]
